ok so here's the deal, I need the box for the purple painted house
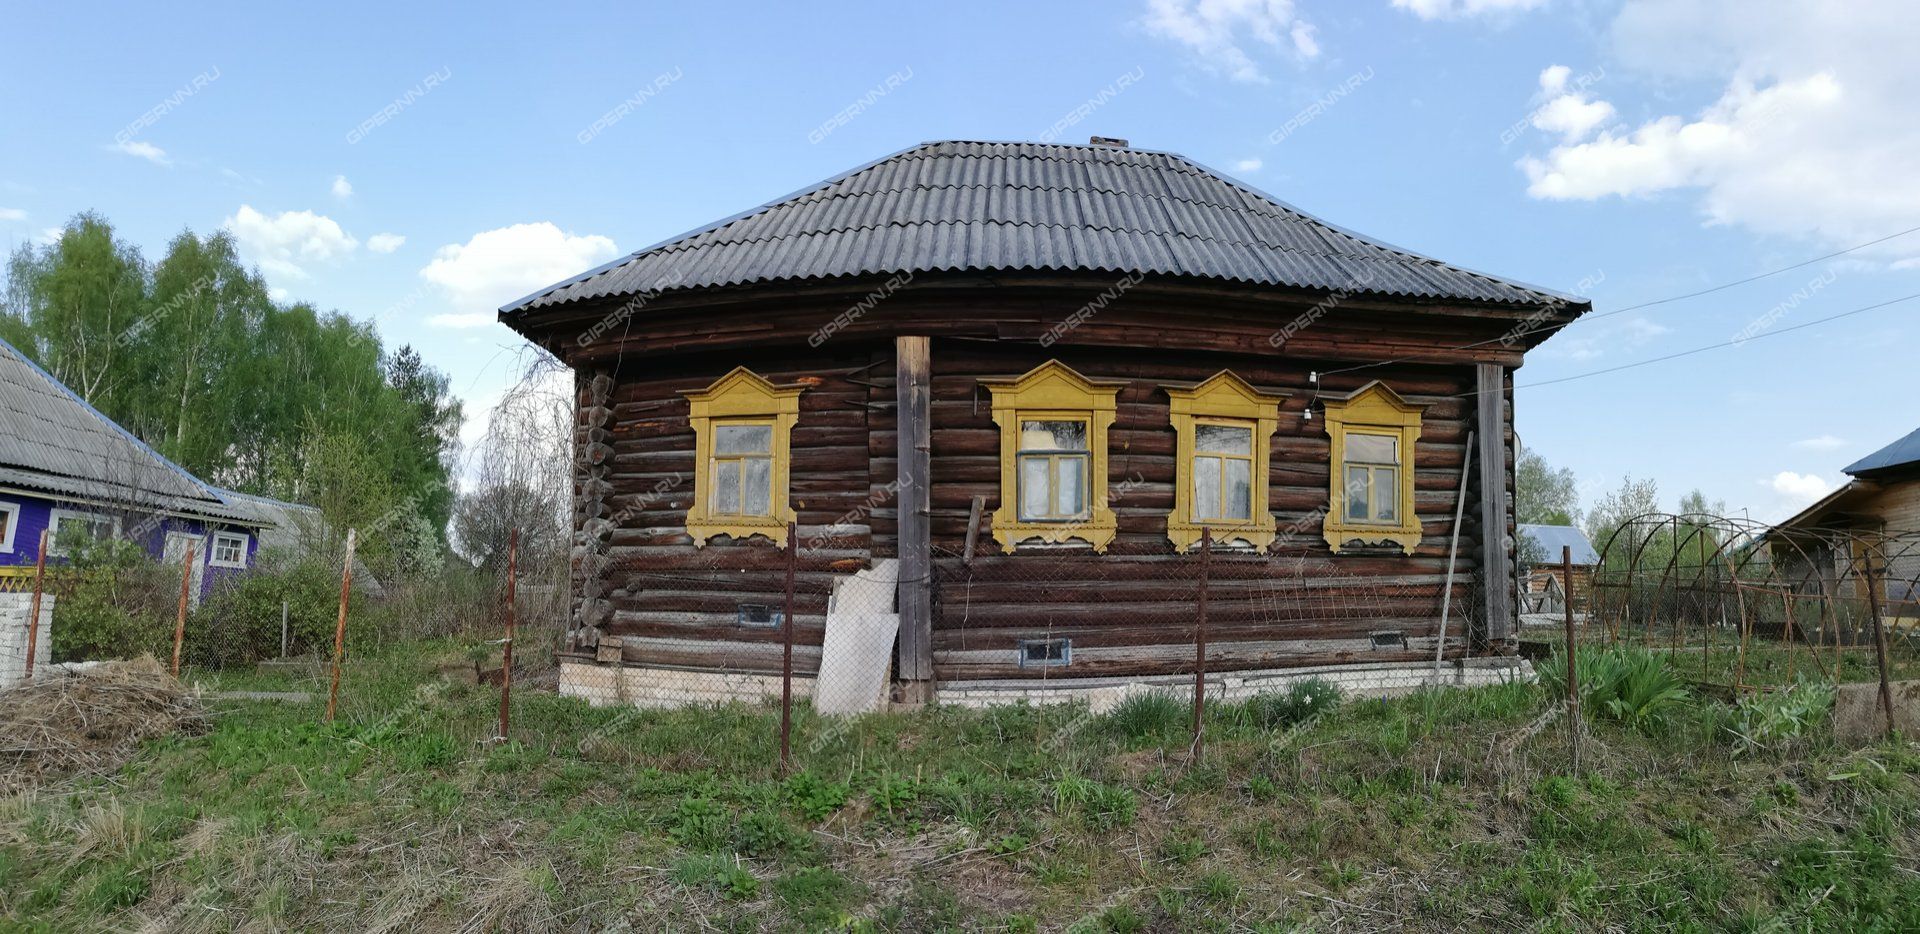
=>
[0,336,288,602]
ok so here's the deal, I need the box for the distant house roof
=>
[502,140,1587,319]
[1845,426,1920,478]
[211,487,322,552]
[0,336,256,525]
[1520,524,1599,565]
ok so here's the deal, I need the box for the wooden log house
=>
[499,140,1588,708]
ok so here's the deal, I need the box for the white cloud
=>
[224,205,360,280]
[1527,64,1617,142]
[268,287,291,302]
[1792,434,1847,451]
[1140,0,1319,84]
[0,207,24,222]
[112,140,170,165]
[1769,470,1834,504]
[420,222,617,329]
[367,232,406,254]
[1392,0,1546,20]
[331,175,353,199]
[1519,1,1920,261]
[34,227,61,245]
[1233,157,1263,172]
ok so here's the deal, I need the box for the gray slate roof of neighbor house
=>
[502,140,1585,316]
[1519,524,1600,566]
[0,337,255,523]
[1845,426,1920,477]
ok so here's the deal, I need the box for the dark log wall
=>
[582,344,894,676]
[537,280,1543,683]
[926,343,1492,681]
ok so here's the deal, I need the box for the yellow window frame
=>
[983,360,1126,553]
[1322,381,1428,556]
[682,367,805,547]
[1165,371,1289,553]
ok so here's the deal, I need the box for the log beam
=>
[1475,363,1513,647]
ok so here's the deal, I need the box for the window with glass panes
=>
[1341,431,1400,524]
[710,421,775,516]
[1016,419,1091,521]
[1191,420,1255,523]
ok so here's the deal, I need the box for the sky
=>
[2,0,1916,523]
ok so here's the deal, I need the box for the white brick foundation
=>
[0,592,54,689]
[560,656,1531,713]
[560,661,815,708]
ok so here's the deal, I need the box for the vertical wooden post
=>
[1475,364,1513,648]
[780,521,797,773]
[280,599,290,658]
[895,335,933,702]
[170,542,195,677]
[1192,528,1211,764]
[1864,559,1897,738]
[497,528,519,742]
[324,529,357,724]
[23,529,47,681]
[1562,545,1581,774]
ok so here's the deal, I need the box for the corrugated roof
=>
[0,336,252,523]
[1520,524,1599,566]
[502,140,1582,316]
[1844,426,1920,477]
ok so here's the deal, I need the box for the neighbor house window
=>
[983,360,1124,553]
[1321,381,1427,555]
[209,531,249,568]
[48,508,119,557]
[0,501,17,554]
[1164,371,1288,552]
[682,367,805,547]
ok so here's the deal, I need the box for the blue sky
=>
[3,0,1915,521]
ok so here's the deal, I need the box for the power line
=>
[1318,221,1920,378]
[1483,290,1920,396]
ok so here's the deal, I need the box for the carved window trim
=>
[1164,371,1290,553]
[682,367,805,547]
[1322,381,1428,556]
[982,360,1126,553]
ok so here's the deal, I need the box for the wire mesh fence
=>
[14,514,1920,759]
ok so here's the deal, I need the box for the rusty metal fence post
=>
[325,529,357,724]
[1192,527,1211,764]
[170,542,195,677]
[1563,545,1581,774]
[1864,559,1896,738]
[497,528,519,742]
[23,529,47,681]
[780,521,797,774]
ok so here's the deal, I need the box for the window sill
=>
[1323,521,1422,556]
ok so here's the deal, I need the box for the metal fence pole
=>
[780,521,797,774]
[280,599,290,659]
[325,529,357,724]
[23,529,47,681]
[1864,559,1896,738]
[1563,545,1581,774]
[497,528,519,742]
[170,542,195,677]
[1192,527,1211,764]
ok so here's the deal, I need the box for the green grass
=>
[3,638,1920,930]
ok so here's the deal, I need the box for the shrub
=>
[48,539,175,662]
[189,559,347,665]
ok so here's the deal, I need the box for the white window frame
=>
[209,531,249,569]
[0,501,18,554]
[47,508,121,557]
